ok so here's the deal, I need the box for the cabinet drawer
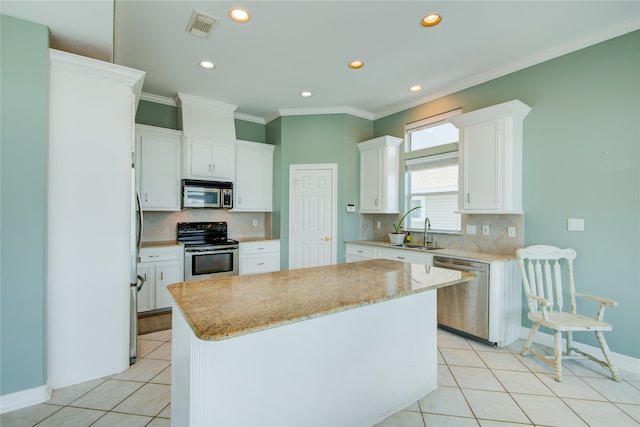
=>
[377,248,431,265]
[139,246,183,263]
[240,253,280,275]
[240,240,280,256]
[345,244,376,259]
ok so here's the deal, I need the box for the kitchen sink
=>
[398,244,443,251]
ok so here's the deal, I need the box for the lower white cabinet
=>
[345,243,433,265]
[240,240,280,275]
[137,245,184,312]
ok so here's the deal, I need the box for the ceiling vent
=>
[186,10,219,39]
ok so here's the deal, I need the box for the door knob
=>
[322,236,331,241]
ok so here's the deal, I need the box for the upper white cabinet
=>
[136,124,182,211]
[357,136,403,214]
[449,100,531,214]
[234,140,274,212]
[182,138,235,182]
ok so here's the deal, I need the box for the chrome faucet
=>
[424,217,433,246]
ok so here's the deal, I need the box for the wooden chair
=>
[516,245,620,382]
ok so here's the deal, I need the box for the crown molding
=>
[277,106,375,121]
[234,112,265,124]
[140,92,176,106]
[175,92,238,112]
[49,49,145,95]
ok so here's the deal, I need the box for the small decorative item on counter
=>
[388,206,421,245]
[406,232,412,243]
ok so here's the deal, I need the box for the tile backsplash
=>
[143,210,270,242]
[360,213,524,255]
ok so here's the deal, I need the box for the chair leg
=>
[553,330,563,382]
[566,331,574,356]
[521,323,539,356]
[595,331,621,382]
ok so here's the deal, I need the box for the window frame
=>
[403,109,462,233]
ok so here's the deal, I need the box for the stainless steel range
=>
[177,222,239,281]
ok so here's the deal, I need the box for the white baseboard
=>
[519,326,640,375]
[0,384,51,414]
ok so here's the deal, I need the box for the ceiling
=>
[3,1,639,122]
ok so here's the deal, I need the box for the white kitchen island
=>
[168,259,471,427]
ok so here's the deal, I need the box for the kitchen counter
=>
[169,260,473,426]
[235,236,280,243]
[140,240,182,248]
[346,240,516,262]
[168,259,471,341]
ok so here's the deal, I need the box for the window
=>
[405,110,461,232]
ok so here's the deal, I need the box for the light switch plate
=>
[507,226,516,237]
[466,224,476,235]
[482,225,490,235]
[568,218,585,231]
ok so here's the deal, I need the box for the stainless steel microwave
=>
[182,180,233,209]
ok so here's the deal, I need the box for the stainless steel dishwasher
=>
[433,256,492,343]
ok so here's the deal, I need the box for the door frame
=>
[288,163,338,268]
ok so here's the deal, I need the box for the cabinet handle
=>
[212,164,216,173]
[145,193,148,203]
[149,255,160,258]
[322,236,330,241]
[143,273,147,281]
[257,247,264,250]
[239,197,242,205]
[467,193,470,204]
[357,250,364,253]
[397,256,405,260]
[375,198,378,206]
[257,262,265,266]
[209,164,212,173]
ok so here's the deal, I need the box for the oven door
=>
[185,246,239,281]
[183,185,221,208]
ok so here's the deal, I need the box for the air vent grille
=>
[186,11,219,38]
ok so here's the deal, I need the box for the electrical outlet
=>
[376,221,381,230]
[482,225,490,235]
[507,226,516,237]
[252,219,258,227]
[568,218,584,231]
[466,224,476,235]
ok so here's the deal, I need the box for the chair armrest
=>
[575,292,618,307]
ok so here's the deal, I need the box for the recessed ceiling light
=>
[409,85,423,92]
[199,60,216,70]
[348,60,364,70]
[421,13,442,27]
[229,8,250,23]
[300,91,313,98]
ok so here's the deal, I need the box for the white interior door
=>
[289,164,337,269]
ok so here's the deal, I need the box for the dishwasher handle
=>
[433,260,486,272]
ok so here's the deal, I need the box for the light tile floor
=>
[3,328,639,426]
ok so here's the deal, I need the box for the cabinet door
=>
[235,141,274,211]
[136,265,154,313]
[210,140,235,181]
[155,262,182,310]
[190,139,215,178]
[462,119,502,210]
[138,129,181,211]
[360,148,382,211]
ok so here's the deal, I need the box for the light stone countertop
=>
[235,237,280,243]
[141,240,182,248]
[168,259,472,341]
[346,240,516,262]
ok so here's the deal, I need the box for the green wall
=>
[268,114,372,269]
[0,15,49,395]
[374,31,640,359]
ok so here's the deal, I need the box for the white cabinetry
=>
[345,244,376,262]
[137,245,184,312]
[182,138,235,182]
[239,240,280,275]
[135,124,182,211]
[345,243,432,265]
[449,100,531,214]
[234,140,274,212]
[357,136,403,213]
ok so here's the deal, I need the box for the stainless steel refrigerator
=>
[130,162,145,364]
